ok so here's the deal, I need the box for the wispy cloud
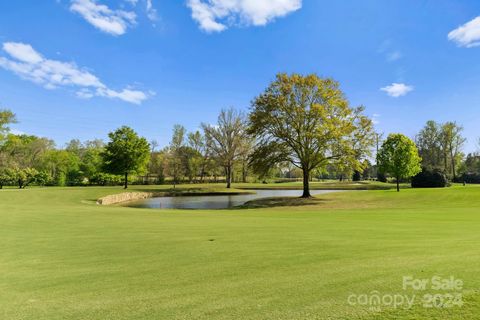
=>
[0,42,149,104]
[448,16,480,48]
[146,0,158,22]
[380,83,414,98]
[186,0,302,33]
[386,51,402,62]
[70,0,136,36]
[378,40,403,62]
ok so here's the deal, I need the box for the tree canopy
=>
[248,73,375,197]
[101,126,150,189]
[377,133,422,192]
[416,120,466,181]
[202,108,248,188]
[0,109,16,137]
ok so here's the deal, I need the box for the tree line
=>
[0,73,477,194]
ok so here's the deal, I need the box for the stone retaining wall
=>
[97,192,154,205]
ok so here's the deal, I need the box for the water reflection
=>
[124,189,339,210]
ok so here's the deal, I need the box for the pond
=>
[124,189,340,210]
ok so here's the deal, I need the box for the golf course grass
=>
[1,183,479,319]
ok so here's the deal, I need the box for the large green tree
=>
[101,126,150,189]
[377,133,422,192]
[248,73,375,197]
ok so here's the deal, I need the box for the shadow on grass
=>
[235,196,331,209]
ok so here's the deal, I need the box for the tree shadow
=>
[234,196,331,209]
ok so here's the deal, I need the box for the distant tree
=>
[1,134,54,172]
[440,122,466,181]
[80,140,105,184]
[150,140,159,153]
[202,109,248,189]
[39,149,80,186]
[102,126,150,189]
[0,109,16,138]
[13,167,40,189]
[166,124,186,187]
[149,149,167,184]
[187,131,206,183]
[461,153,480,175]
[188,130,214,183]
[416,121,443,170]
[377,133,422,192]
[0,168,14,189]
[248,73,375,197]
[238,136,254,183]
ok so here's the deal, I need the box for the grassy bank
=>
[1,183,479,319]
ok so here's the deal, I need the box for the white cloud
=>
[448,16,480,48]
[97,87,148,104]
[3,42,43,64]
[70,0,136,36]
[186,0,302,33]
[146,0,158,21]
[0,42,149,105]
[380,83,414,98]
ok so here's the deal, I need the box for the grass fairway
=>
[1,184,480,319]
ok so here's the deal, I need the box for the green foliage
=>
[0,168,15,188]
[249,73,375,197]
[166,124,187,185]
[377,133,422,191]
[91,172,125,186]
[411,168,448,188]
[102,126,150,189]
[0,109,16,138]
[416,120,466,180]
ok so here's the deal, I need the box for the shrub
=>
[352,171,361,181]
[411,168,447,188]
[377,172,387,183]
[460,173,480,184]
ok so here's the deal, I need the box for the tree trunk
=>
[124,172,128,189]
[396,175,400,192]
[450,150,456,181]
[302,169,311,198]
[444,153,448,175]
[242,161,247,183]
[226,165,232,189]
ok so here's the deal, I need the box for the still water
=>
[124,189,339,210]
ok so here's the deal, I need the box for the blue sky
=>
[1,0,480,152]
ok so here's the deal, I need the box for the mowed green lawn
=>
[1,183,480,319]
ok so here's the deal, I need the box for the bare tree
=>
[202,109,248,189]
